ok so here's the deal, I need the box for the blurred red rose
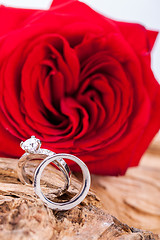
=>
[0,0,159,175]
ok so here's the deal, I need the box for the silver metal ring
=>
[17,136,71,196]
[34,153,91,211]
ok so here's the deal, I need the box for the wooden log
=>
[0,156,159,239]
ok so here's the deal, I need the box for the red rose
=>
[0,0,159,175]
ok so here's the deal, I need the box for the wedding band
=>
[34,153,91,211]
[17,136,71,196]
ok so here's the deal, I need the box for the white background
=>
[0,0,160,82]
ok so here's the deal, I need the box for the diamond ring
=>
[17,136,71,196]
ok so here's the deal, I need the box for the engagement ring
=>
[17,136,71,196]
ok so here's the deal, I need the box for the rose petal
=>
[0,6,36,36]
[116,21,158,53]
[50,0,76,8]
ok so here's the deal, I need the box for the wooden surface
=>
[91,134,160,234]
[0,135,159,239]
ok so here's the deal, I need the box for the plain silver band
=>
[17,149,71,196]
[34,153,91,211]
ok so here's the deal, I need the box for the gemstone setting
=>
[20,136,41,153]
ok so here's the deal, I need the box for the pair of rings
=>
[17,136,91,211]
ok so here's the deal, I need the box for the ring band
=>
[34,153,91,211]
[17,136,71,196]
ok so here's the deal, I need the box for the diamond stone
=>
[21,136,41,153]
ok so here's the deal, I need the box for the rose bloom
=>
[0,0,159,175]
